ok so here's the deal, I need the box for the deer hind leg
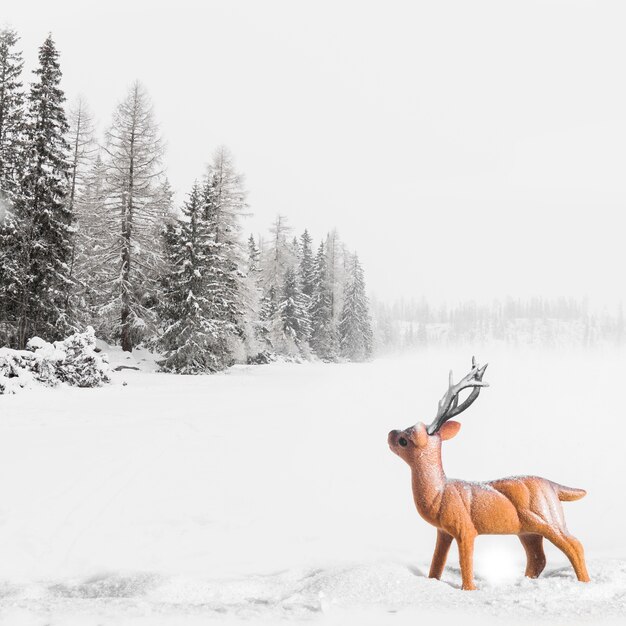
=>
[457,534,477,590]
[429,529,453,580]
[543,530,590,582]
[519,533,546,578]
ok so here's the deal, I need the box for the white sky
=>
[5,0,626,306]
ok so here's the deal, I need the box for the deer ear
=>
[439,420,461,440]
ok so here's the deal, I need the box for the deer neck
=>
[410,447,447,523]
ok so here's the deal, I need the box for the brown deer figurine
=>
[388,358,590,590]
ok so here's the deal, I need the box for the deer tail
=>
[554,483,587,502]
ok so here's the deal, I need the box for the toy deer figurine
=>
[388,358,590,590]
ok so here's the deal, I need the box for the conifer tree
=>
[279,266,311,343]
[325,229,346,325]
[241,234,264,356]
[299,229,315,298]
[260,284,278,322]
[72,150,107,328]
[65,97,96,315]
[98,81,165,351]
[339,253,373,361]
[0,28,24,200]
[67,97,96,215]
[12,35,73,348]
[247,234,260,273]
[200,147,248,357]
[261,214,293,297]
[158,183,224,373]
[258,215,297,354]
[309,241,338,361]
[0,28,25,344]
[291,235,301,261]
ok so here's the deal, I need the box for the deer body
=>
[388,359,590,590]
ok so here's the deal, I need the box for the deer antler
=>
[426,357,489,435]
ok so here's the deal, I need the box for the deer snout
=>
[388,430,408,450]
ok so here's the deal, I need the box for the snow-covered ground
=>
[0,346,625,625]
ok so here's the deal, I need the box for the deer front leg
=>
[429,529,453,579]
[457,534,477,590]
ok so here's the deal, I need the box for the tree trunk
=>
[120,213,132,352]
[120,120,135,353]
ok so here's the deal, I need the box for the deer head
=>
[388,357,489,466]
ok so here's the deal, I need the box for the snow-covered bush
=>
[0,327,110,394]
[246,350,276,365]
[0,349,40,394]
[49,328,110,387]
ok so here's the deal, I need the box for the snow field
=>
[0,346,625,623]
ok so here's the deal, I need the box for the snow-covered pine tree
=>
[291,235,301,261]
[339,253,373,361]
[260,214,295,315]
[158,183,224,373]
[98,81,166,351]
[275,265,311,355]
[309,241,338,361]
[200,146,248,361]
[298,229,315,299]
[259,214,298,354]
[72,150,107,329]
[65,96,97,317]
[12,35,73,348]
[0,28,24,201]
[325,228,347,327]
[260,284,278,322]
[262,215,293,293]
[0,28,25,345]
[0,209,19,345]
[240,233,264,358]
[67,97,96,215]
[247,234,260,273]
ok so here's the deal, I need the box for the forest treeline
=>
[0,31,373,372]
[373,296,626,350]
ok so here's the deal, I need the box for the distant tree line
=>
[0,30,373,371]
[373,296,625,350]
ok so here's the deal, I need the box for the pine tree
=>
[309,241,338,361]
[339,253,373,361]
[73,150,107,329]
[260,284,277,321]
[12,35,73,348]
[325,229,346,326]
[0,27,24,200]
[0,207,21,346]
[291,235,301,261]
[279,266,311,344]
[158,183,224,373]
[67,97,96,215]
[299,229,315,298]
[261,214,295,302]
[98,81,165,351]
[258,215,299,355]
[65,96,96,315]
[247,234,260,273]
[241,234,264,357]
[200,147,248,360]
[0,28,25,344]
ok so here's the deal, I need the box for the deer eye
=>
[398,437,408,447]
